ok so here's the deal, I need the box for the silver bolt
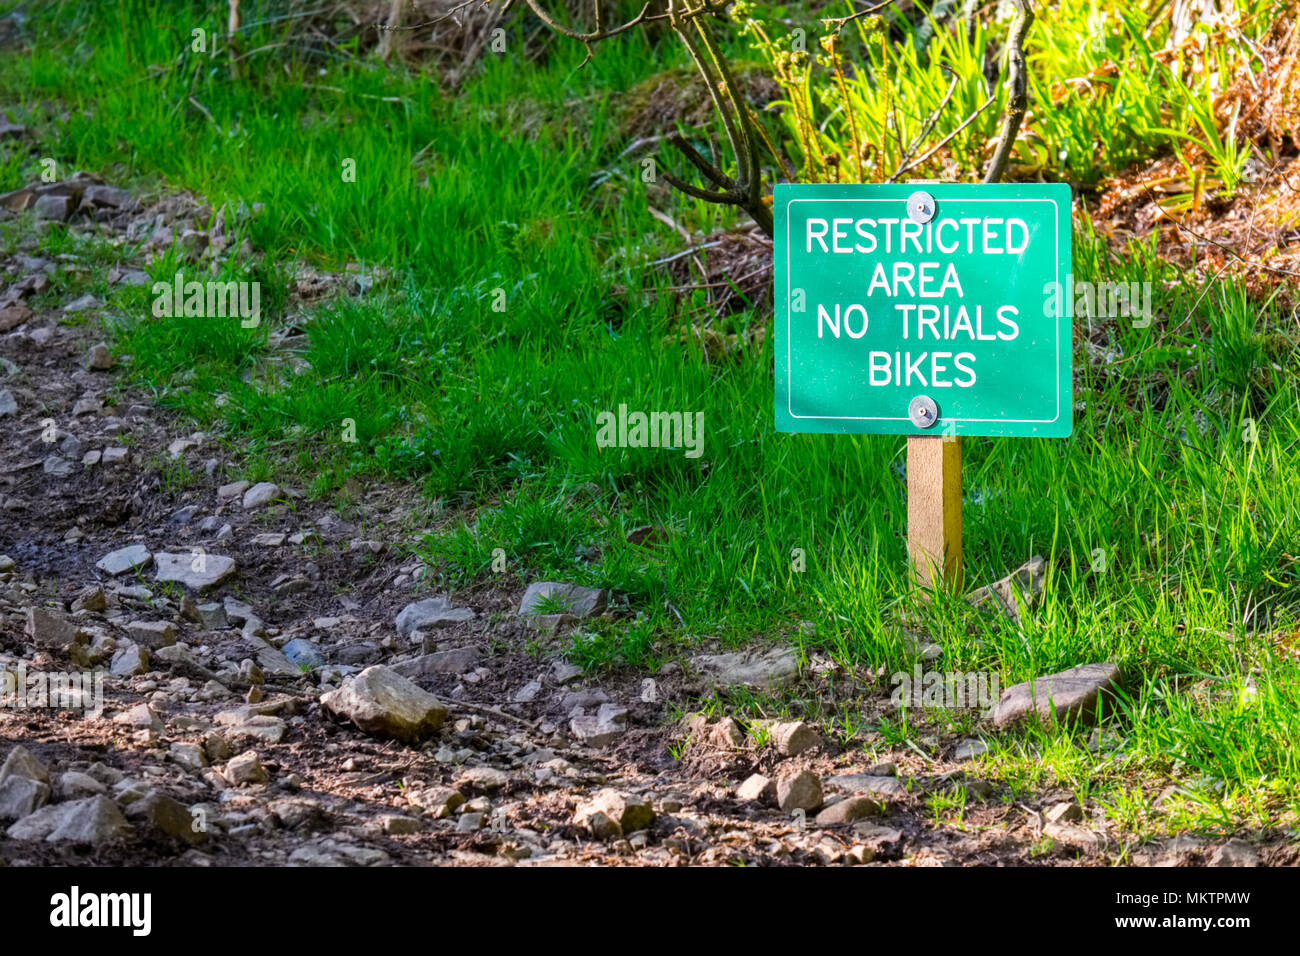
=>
[909,395,939,428]
[907,190,936,224]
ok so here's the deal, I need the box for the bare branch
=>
[521,0,652,42]
[983,0,1034,184]
[890,90,997,182]
[660,169,735,204]
[667,132,738,190]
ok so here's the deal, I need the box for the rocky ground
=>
[0,170,1286,868]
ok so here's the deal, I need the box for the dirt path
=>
[0,176,1275,868]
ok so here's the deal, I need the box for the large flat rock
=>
[95,544,153,576]
[691,645,801,691]
[154,551,237,592]
[517,582,607,618]
[394,597,475,637]
[993,662,1122,729]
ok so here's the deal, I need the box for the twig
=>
[647,240,723,267]
[1142,186,1300,278]
[452,698,541,730]
[983,0,1034,184]
[820,0,897,32]
[302,83,407,104]
[886,68,960,182]
[891,91,997,182]
[187,95,216,125]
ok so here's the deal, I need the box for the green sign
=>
[775,183,1072,438]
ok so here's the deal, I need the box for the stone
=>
[517,582,608,618]
[71,586,107,613]
[240,634,299,679]
[815,796,882,826]
[512,679,543,703]
[457,767,509,792]
[0,746,50,787]
[203,732,232,763]
[241,481,280,510]
[110,643,150,677]
[43,455,74,478]
[86,342,113,370]
[574,789,654,839]
[456,812,485,832]
[569,706,626,748]
[33,193,72,221]
[410,787,465,819]
[281,638,325,670]
[381,814,420,835]
[7,795,133,844]
[96,544,153,576]
[1045,801,1083,824]
[828,774,906,799]
[253,533,286,547]
[966,555,1046,624]
[700,716,740,748]
[993,663,1122,729]
[154,644,220,683]
[736,774,774,803]
[126,791,205,844]
[114,703,163,734]
[852,823,905,857]
[101,446,129,466]
[1209,838,1259,867]
[0,776,51,821]
[0,389,15,417]
[58,771,107,799]
[771,720,820,757]
[391,646,481,677]
[224,751,267,786]
[550,661,583,684]
[691,645,800,691]
[196,602,228,628]
[320,665,448,743]
[223,598,256,625]
[169,742,207,770]
[125,620,176,648]
[775,770,823,813]
[167,438,198,459]
[334,642,382,666]
[954,738,989,761]
[217,480,249,499]
[153,551,237,592]
[394,597,476,636]
[24,606,87,652]
[83,184,132,208]
[1044,821,1105,853]
[0,304,34,332]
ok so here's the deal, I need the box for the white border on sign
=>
[783,197,1062,424]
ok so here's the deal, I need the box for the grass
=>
[2,0,1299,840]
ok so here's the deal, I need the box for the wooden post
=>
[907,435,962,592]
